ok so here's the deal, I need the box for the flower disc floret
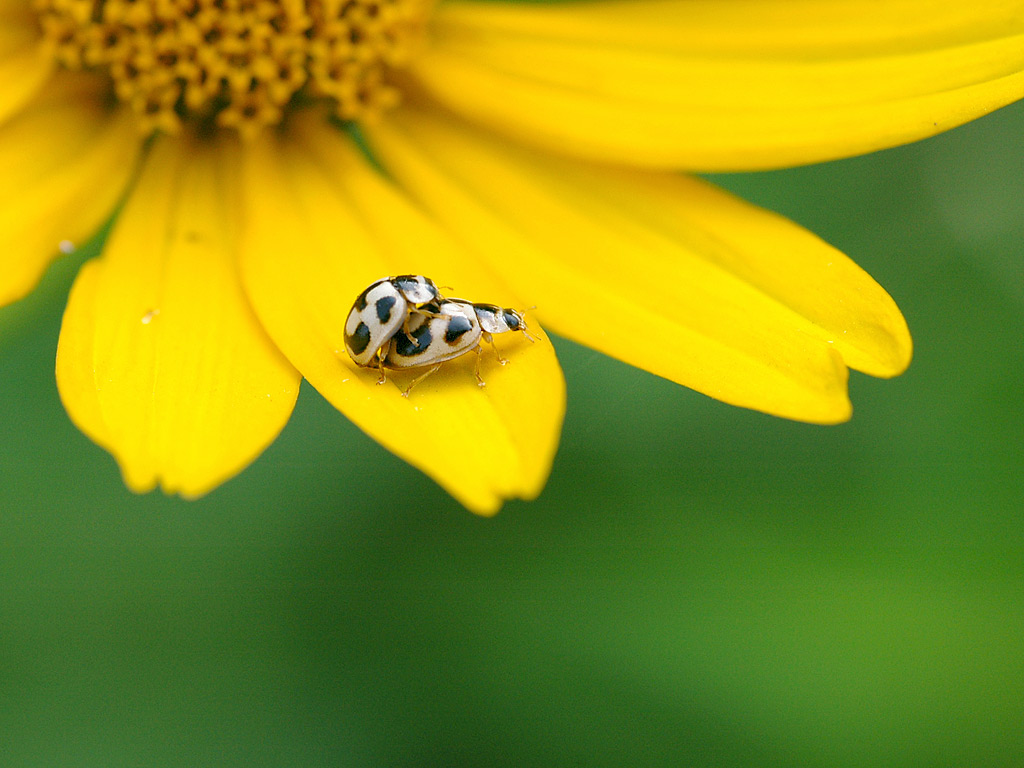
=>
[34,0,432,136]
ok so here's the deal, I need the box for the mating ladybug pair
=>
[344,275,535,397]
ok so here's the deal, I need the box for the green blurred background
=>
[3,99,1023,767]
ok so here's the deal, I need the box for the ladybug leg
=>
[473,346,487,388]
[482,331,509,366]
[401,364,442,398]
[404,305,445,332]
[374,347,388,386]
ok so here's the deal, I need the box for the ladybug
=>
[344,277,535,396]
[343,275,442,367]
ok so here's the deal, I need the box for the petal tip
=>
[121,467,158,496]
[468,498,504,517]
[879,323,914,379]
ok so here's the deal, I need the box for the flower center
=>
[34,0,432,137]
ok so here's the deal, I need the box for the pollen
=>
[34,0,433,137]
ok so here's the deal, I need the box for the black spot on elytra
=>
[354,290,370,311]
[394,323,432,357]
[392,275,419,291]
[445,315,473,344]
[347,322,371,355]
[394,276,439,305]
[375,295,396,323]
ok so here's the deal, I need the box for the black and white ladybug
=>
[343,277,535,396]
[343,275,442,367]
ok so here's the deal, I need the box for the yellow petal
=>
[237,120,565,514]
[56,258,111,448]
[0,73,138,307]
[0,0,35,17]
[364,107,913,424]
[55,135,300,497]
[0,18,52,126]
[415,0,1024,170]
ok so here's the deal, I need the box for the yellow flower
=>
[3,0,1021,514]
